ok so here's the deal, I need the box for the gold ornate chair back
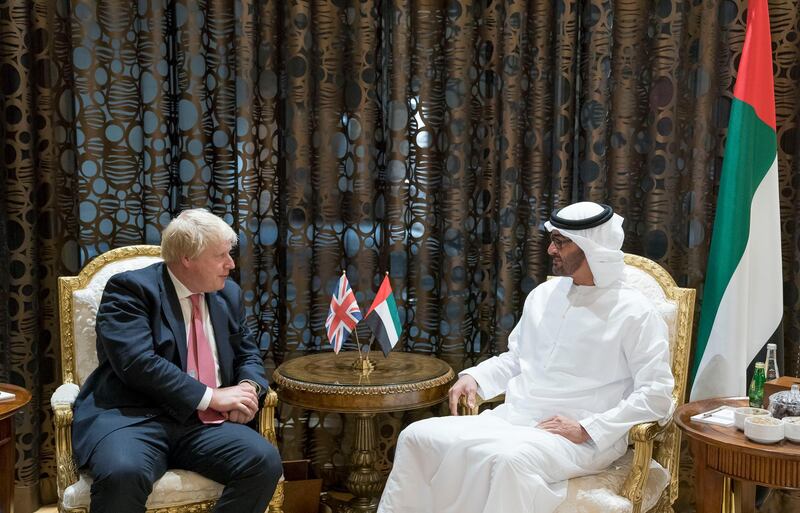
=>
[460,253,695,513]
[620,254,695,513]
[53,245,284,513]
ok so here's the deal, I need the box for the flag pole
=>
[374,271,388,357]
[353,325,363,360]
[353,328,373,377]
[346,269,364,361]
[344,269,373,377]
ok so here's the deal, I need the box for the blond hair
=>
[161,209,238,264]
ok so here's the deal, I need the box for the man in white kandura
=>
[377,201,675,513]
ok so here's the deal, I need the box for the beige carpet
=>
[34,506,57,513]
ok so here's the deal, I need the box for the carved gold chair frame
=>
[53,245,284,513]
[460,253,695,513]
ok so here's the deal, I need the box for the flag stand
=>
[352,355,374,376]
[351,329,374,377]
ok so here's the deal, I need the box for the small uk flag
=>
[325,273,363,353]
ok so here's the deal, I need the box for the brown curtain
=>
[0,0,78,510]
[2,0,800,511]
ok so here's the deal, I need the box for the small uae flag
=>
[690,0,783,400]
[325,272,362,354]
[365,274,402,357]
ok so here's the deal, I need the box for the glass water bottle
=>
[765,343,780,381]
[749,362,766,408]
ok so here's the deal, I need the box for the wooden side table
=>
[274,352,454,513]
[1,384,32,513]
[675,397,800,513]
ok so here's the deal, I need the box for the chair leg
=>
[649,490,673,513]
[267,480,284,513]
[622,440,654,513]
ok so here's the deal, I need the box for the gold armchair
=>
[52,245,284,513]
[460,254,695,513]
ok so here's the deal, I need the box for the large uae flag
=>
[690,0,782,400]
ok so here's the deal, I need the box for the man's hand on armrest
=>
[537,415,591,444]
[449,374,479,416]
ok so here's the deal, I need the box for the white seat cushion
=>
[554,450,670,513]
[62,470,224,509]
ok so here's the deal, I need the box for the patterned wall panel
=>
[2,0,800,510]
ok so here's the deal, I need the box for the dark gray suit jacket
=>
[72,262,269,467]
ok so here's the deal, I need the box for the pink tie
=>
[188,294,225,424]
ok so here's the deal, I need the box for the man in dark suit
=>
[72,209,282,513]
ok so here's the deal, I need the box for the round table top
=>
[0,383,31,422]
[675,397,800,460]
[273,352,455,414]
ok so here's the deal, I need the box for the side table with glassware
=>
[676,396,800,513]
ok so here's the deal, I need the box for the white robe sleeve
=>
[578,309,675,452]
[459,317,522,400]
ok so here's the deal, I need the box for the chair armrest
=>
[51,383,80,409]
[627,420,667,443]
[456,393,505,416]
[259,386,285,513]
[621,421,669,513]
[52,398,79,501]
[259,386,279,446]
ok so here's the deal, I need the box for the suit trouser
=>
[85,415,281,513]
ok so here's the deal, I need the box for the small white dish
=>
[783,417,800,443]
[744,416,784,444]
[734,407,770,431]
